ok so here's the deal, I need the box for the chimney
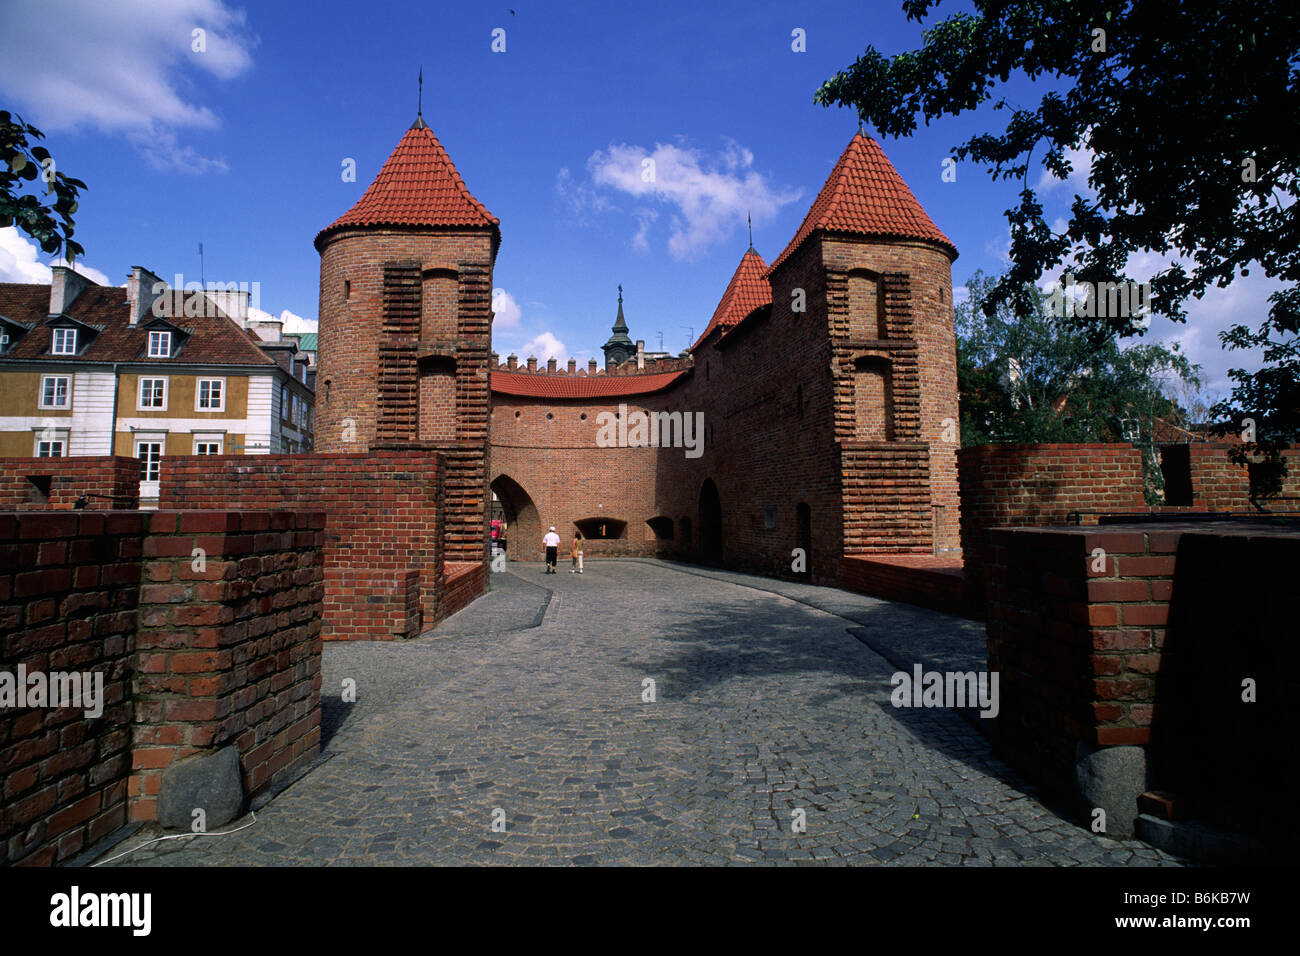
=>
[547,357,557,373]
[491,351,499,366]
[636,339,645,370]
[567,358,576,375]
[49,265,92,316]
[507,354,518,370]
[527,356,537,372]
[207,288,251,326]
[126,266,165,327]
[588,358,598,375]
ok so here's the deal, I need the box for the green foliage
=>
[0,110,87,261]
[956,270,1202,503]
[818,0,1299,487]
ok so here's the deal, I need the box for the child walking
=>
[570,531,584,573]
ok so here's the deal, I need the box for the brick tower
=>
[314,110,499,565]
[766,131,961,554]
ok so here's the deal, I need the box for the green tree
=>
[1,110,86,260]
[816,0,1299,492]
[957,270,1203,503]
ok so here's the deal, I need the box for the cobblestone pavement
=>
[102,560,1185,866]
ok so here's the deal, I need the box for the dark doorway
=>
[699,478,723,562]
[490,474,540,560]
[796,501,811,576]
[1159,444,1193,506]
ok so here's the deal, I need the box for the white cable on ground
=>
[90,811,257,867]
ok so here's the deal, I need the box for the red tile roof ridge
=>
[692,247,771,351]
[315,122,498,249]
[491,367,686,399]
[768,132,956,273]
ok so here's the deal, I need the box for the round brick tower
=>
[765,131,961,555]
[313,113,500,454]
[313,112,499,564]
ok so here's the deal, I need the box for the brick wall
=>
[159,450,448,640]
[130,510,324,820]
[1,511,140,866]
[958,443,1147,611]
[1,508,325,864]
[985,520,1299,836]
[0,456,139,511]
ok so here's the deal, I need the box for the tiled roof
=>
[0,283,275,367]
[491,368,687,399]
[315,120,499,249]
[768,132,956,272]
[692,248,771,350]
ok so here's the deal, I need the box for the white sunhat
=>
[549,526,556,531]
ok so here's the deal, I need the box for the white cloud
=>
[0,0,256,172]
[492,288,522,330]
[577,139,801,260]
[515,331,567,363]
[0,226,112,285]
[278,309,317,334]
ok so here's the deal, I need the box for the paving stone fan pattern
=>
[104,562,1184,866]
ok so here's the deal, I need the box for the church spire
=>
[602,283,635,366]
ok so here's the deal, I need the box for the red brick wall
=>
[1182,442,1300,509]
[0,456,139,511]
[1,510,141,866]
[1,508,325,864]
[985,521,1299,833]
[159,450,447,640]
[984,525,1175,799]
[131,510,324,820]
[958,443,1147,610]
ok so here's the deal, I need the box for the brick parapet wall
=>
[984,525,1174,798]
[985,520,1299,830]
[130,510,324,820]
[1,510,142,866]
[958,444,1147,612]
[0,456,139,511]
[1,508,325,864]
[159,450,447,639]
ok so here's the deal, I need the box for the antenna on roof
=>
[199,242,205,289]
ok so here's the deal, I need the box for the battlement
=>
[491,352,693,377]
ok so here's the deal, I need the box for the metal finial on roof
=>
[418,67,423,117]
[618,283,623,302]
[747,213,753,250]
[858,116,864,135]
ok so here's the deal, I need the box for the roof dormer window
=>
[52,327,77,355]
[148,330,172,357]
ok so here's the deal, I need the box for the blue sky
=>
[0,0,1271,394]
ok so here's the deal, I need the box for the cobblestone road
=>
[102,560,1184,866]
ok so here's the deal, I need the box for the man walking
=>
[543,526,560,574]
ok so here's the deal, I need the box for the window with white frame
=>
[51,328,77,354]
[136,441,163,482]
[1,328,11,352]
[147,330,172,357]
[36,439,65,457]
[39,375,70,408]
[194,439,222,455]
[197,378,225,411]
[138,377,167,410]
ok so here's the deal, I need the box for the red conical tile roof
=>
[692,247,772,350]
[768,132,956,272]
[315,119,499,249]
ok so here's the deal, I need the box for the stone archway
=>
[490,474,540,562]
[699,478,723,563]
